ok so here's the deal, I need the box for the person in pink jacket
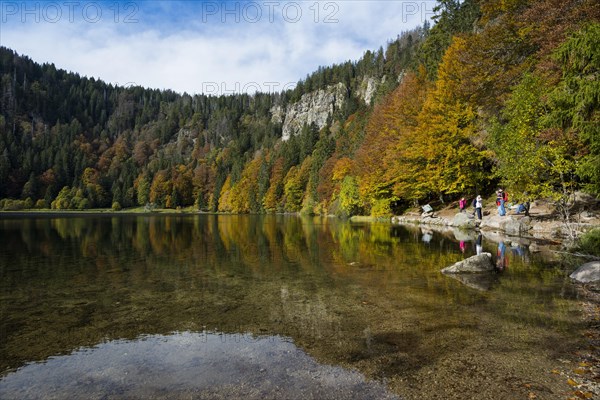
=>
[459,197,467,213]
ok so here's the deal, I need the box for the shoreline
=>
[0,208,215,217]
[389,208,600,243]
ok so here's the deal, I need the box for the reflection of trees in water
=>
[1,217,486,276]
[0,216,581,386]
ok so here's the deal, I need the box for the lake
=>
[0,214,585,399]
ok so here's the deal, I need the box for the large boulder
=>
[479,216,502,230]
[480,215,533,236]
[569,261,600,283]
[452,212,476,229]
[503,216,531,236]
[441,253,494,274]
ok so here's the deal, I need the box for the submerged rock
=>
[453,228,477,242]
[444,272,498,291]
[570,261,600,283]
[441,253,494,274]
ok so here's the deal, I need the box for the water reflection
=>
[0,331,399,400]
[476,233,483,255]
[497,241,508,271]
[0,215,585,399]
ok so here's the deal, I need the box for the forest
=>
[0,0,599,217]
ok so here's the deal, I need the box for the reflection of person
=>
[422,230,433,243]
[496,241,508,270]
[475,234,482,255]
[511,243,524,257]
[475,195,483,220]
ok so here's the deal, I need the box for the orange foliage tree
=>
[353,70,429,210]
[171,165,194,206]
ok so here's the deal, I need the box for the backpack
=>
[472,198,477,208]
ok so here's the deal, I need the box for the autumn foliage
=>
[1,0,599,216]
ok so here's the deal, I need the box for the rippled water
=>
[0,214,586,399]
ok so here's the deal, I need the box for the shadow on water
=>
[0,215,587,399]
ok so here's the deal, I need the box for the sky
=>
[0,1,437,95]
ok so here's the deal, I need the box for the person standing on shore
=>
[459,197,467,213]
[496,189,507,216]
[496,189,501,215]
[475,195,483,220]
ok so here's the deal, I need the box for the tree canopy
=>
[1,1,598,216]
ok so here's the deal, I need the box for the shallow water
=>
[0,331,400,400]
[0,214,586,399]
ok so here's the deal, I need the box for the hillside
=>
[1,0,599,218]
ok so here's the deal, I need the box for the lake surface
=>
[0,214,586,399]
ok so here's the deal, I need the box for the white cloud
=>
[0,1,436,95]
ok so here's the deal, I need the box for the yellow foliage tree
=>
[332,157,354,182]
[397,37,491,202]
[217,175,233,212]
[283,157,311,212]
[263,157,285,213]
[230,155,262,213]
[149,170,171,207]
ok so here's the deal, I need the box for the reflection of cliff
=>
[0,215,582,399]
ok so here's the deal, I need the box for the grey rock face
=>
[356,76,379,105]
[277,83,346,141]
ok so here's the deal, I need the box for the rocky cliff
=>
[272,82,347,141]
[271,74,405,141]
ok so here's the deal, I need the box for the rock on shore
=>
[452,212,477,229]
[570,261,600,283]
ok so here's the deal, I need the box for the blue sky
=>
[0,1,436,94]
